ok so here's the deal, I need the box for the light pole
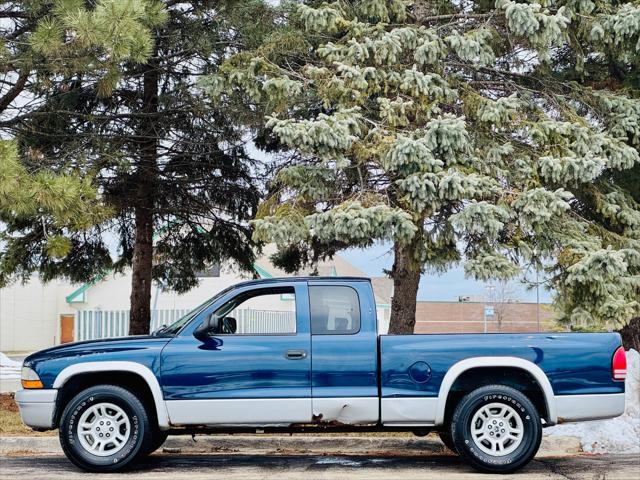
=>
[536,267,540,332]
[484,284,495,333]
[483,305,487,333]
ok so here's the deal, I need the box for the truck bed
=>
[379,332,624,426]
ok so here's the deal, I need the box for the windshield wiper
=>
[152,324,171,336]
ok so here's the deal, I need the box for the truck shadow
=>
[134,453,468,472]
[4,453,636,478]
[126,453,635,478]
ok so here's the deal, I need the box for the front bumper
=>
[15,389,58,430]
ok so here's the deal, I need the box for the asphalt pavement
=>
[0,452,638,479]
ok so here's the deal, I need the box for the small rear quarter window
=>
[310,286,360,335]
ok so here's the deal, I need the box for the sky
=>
[341,243,554,303]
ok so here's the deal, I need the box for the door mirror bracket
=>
[194,314,220,341]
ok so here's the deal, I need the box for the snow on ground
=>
[0,352,22,380]
[546,349,640,454]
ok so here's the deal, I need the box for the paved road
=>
[0,453,638,479]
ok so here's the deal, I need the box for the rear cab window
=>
[309,285,361,335]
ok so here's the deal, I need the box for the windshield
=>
[153,285,236,336]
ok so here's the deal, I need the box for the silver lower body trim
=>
[15,389,58,430]
[554,393,625,423]
[381,397,437,425]
[166,398,311,425]
[313,397,378,424]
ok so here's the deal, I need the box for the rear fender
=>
[435,356,557,426]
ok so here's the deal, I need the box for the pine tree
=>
[206,0,640,337]
[540,0,640,348]
[0,141,108,264]
[1,1,274,334]
[1,0,163,284]
[1,0,167,112]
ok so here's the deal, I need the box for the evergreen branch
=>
[418,12,497,23]
[0,70,28,114]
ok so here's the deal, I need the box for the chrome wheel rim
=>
[77,402,131,456]
[470,402,524,457]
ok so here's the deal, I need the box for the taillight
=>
[612,346,627,381]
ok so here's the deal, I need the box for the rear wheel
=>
[451,385,542,474]
[59,385,152,472]
[143,429,169,456]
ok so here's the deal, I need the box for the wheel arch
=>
[435,357,556,426]
[53,361,169,429]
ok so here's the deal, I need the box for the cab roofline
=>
[235,276,372,288]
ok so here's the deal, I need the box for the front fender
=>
[53,361,170,429]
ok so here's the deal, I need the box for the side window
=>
[213,287,296,335]
[310,286,361,335]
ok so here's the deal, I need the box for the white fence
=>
[74,308,296,340]
[231,308,296,334]
[74,309,189,341]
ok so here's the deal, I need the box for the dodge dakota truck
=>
[16,277,627,473]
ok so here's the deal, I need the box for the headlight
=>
[21,367,43,389]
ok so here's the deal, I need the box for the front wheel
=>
[451,385,542,474]
[437,430,457,453]
[59,385,152,472]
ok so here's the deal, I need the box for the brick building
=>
[414,301,558,334]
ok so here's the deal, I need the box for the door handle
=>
[285,349,307,360]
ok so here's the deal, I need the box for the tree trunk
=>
[129,58,159,335]
[130,201,154,334]
[388,240,422,335]
[617,317,640,352]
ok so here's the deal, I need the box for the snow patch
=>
[315,458,362,466]
[0,352,22,380]
[545,349,640,454]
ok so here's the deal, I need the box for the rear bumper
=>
[554,393,625,423]
[15,389,58,430]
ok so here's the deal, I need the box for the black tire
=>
[438,429,457,453]
[451,385,542,474]
[59,385,152,472]
[143,429,169,456]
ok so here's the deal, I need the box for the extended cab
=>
[17,277,627,473]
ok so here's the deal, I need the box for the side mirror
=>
[221,317,237,334]
[194,314,220,341]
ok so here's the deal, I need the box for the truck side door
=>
[308,280,379,424]
[160,281,312,425]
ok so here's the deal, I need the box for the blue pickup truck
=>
[17,277,627,473]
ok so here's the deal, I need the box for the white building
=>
[0,250,392,352]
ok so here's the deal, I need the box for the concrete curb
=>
[0,434,582,457]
